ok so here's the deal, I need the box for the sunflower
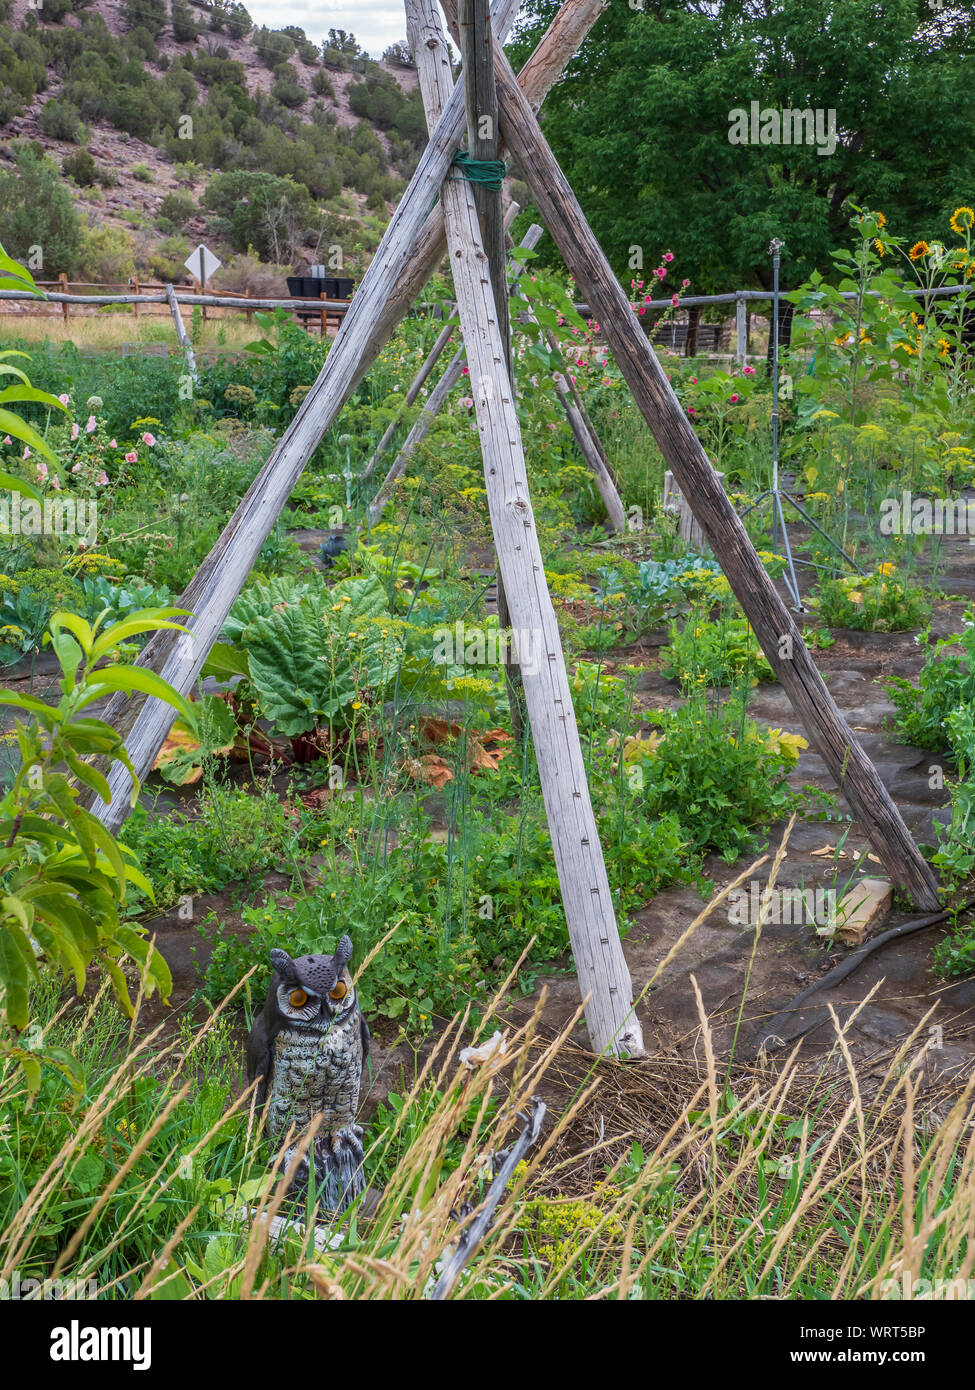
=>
[908,241,929,261]
[949,207,974,235]
[938,338,952,358]
[875,211,887,227]
[875,239,885,257]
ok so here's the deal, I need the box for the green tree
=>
[121,0,166,39]
[202,169,319,260]
[511,0,975,312]
[0,143,84,276]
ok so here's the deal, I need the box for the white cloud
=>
[248,2,409,59]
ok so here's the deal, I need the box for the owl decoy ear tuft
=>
[334,935,353,974]
[270,948,297,984]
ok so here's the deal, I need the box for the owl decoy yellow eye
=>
[329,980,348,1002]
[289,988,309,1008]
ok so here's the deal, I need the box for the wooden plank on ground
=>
[835,878,893,946]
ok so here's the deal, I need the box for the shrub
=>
[79,223,136,283]
[311,68,334,98]
[38,97,83,142]
[171,0,198,42]
[158,189,197,229]
[62,148,98,186]
[253,26,295,69]
[120,0,166,37]
[271,70,306,109]
[132,163,154,182]
[147,233,190,281]
[0,143,84,276]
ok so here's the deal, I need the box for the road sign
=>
[184,244,221,286]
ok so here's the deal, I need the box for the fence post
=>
[685,303,700,357]
[58,272,69,324]
[320,287,329,338]
[132,274,140,320]
[736,291,746,365]
[245,284,253,323]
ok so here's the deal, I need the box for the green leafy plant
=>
[0,605,190,1082]
[224,572,401,740]
[811,562,931,633]
[887,612,975,751]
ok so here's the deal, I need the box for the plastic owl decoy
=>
[246,936,370,1214]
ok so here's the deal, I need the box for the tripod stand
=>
[738,238,862,612]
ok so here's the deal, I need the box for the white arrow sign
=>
[184,244,221,286]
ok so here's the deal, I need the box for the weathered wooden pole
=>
[515,306,626,532]
[166,283,198,384]
[735,291,747,365]
[367,227,543,526]
[409,0,645,1055]
[454,12,941,909]
[88,0,608,829]
[360,202,521,485]
[458,0,525,747]
[360,319,455,481]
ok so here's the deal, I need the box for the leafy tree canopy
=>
[510,0,975,293]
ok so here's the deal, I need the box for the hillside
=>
[0,0,422,288]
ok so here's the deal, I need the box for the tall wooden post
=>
[458,0,526,747]
[735,292,747,365]
[59,272,69,324]
[409,0,645,1056]
[468,18,941,908]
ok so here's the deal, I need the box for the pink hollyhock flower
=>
[86,416,97,433]
[36,461,47,479]
[71,462,81,474]
[70,423,80,441]
[682,278,690,288]
[730,393,740,403]
[97,471,109,485]
[125,450,138,463]
[459,396,474,409]
[23,446,31,459]
[663,251,674,263]
[654,267,666,280]
[690,377,698,384]
[51,475,61,491]
[109,438,117,448]
[671,294,680,307]
[58,393,70,406]
[461,366,469,376]
[743,364,756,376]
[687,406,697,416]
[3,436,11,445]
[638,306,646,316]
[142,432,156,446]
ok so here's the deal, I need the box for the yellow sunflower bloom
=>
[908,241,929,261]
[949,207,974,235]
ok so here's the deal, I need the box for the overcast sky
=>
[249,2,410,59]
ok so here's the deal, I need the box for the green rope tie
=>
[449,150,507,193]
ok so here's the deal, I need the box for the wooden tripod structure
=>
[92,0,940,1060]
